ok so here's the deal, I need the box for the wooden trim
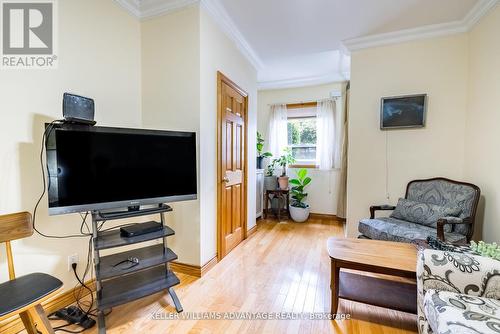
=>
[216,71,249,262]
[217,72,222,264]
[289,164,318,169]
[286,102,317,109]
[246,224,258,238]
[0,281,95,334]
[170,256,218,278]
[287,115,316,120]
[170,262,200,277]
[200,257,218,276]
[309,213,346,222]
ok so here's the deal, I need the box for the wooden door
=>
[217,72,248,260]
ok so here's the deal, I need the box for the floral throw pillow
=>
[391,198,461,232]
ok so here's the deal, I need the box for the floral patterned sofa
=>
[417,249,500,334]
[359,178,481,244]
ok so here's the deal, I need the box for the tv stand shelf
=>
[90,205,182,334]
[96,245,177,280]
[99,266,180,310]
[94,204,173,221]
[94,223,174,250]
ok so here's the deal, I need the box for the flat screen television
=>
[46,124,197,215]
[380,94,427,129]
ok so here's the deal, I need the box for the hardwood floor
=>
[59,217,418,334]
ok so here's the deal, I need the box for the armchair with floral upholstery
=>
[417,248,500,334]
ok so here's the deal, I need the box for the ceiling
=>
[220,0,478,60]
[116,0,497,89]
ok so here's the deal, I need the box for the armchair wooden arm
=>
[369,205,396,219]
[436,217,473,242]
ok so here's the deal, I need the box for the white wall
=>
[0,0,142,287]
[199,6,258,265]
[257,83,345,215]
[464,5,500,242]
[347,34,469,237]
[141,5,202,266]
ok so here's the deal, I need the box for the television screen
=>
[46,125,197,215]
[380,94,427,129]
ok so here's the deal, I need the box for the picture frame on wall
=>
[380,94,427,130]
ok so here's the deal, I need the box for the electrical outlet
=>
[68,254,79,271]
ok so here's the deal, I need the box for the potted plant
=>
[264,158,278,190]
[256,132,272,169]
[276,148,295,190]
[289,168,312,222]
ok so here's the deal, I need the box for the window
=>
[287,103,317,167]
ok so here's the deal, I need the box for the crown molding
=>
[114,0,263,71]
[343,0,499,51]
[258,72,347,91]
[463,0,499,29]
[114,0,142,18]
[141,0,199,19]
[200,0,264,70]
[114,0,199,20]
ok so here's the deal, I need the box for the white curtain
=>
[316,98,341,170]
[268,104,288,158]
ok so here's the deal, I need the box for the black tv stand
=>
[95,204,172,220]
[90,204,182,334]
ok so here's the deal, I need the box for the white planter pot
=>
[289,205,310,223]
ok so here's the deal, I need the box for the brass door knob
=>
[223,177,230,183]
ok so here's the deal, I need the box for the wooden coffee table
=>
[327,237,418,315]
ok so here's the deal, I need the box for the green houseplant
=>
[289,168,312,222]
[264,158,278,190]
[276,148,295,190]
[470,241,500,260]
[256,132,271,169]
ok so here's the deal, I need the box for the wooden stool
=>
[0,212,63,334]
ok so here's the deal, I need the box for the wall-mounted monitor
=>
[380,94,427,130]
[46,124,197,215]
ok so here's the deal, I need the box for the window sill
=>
[289,164,318,169]
[289,166,342,171]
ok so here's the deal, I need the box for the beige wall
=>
[199,7,258,264]
[464,5,500,242]
[141,5,202,266]
[347,35,469,237]
[0,1,258,288]
[0,0,142,286]
[141,4,258,266]
[257,83,345,215]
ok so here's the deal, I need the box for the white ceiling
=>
[116,0,498,89]
[219,0,480,89]
[220,0,478,60]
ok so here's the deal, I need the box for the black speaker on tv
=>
[63,93,96,125]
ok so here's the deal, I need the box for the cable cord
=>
[385,130,390,201]
[72,236,94,317]
[32,120,91,239]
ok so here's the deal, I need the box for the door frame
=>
[216,71,249,261]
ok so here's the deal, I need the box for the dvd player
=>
[120,221,163,238]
